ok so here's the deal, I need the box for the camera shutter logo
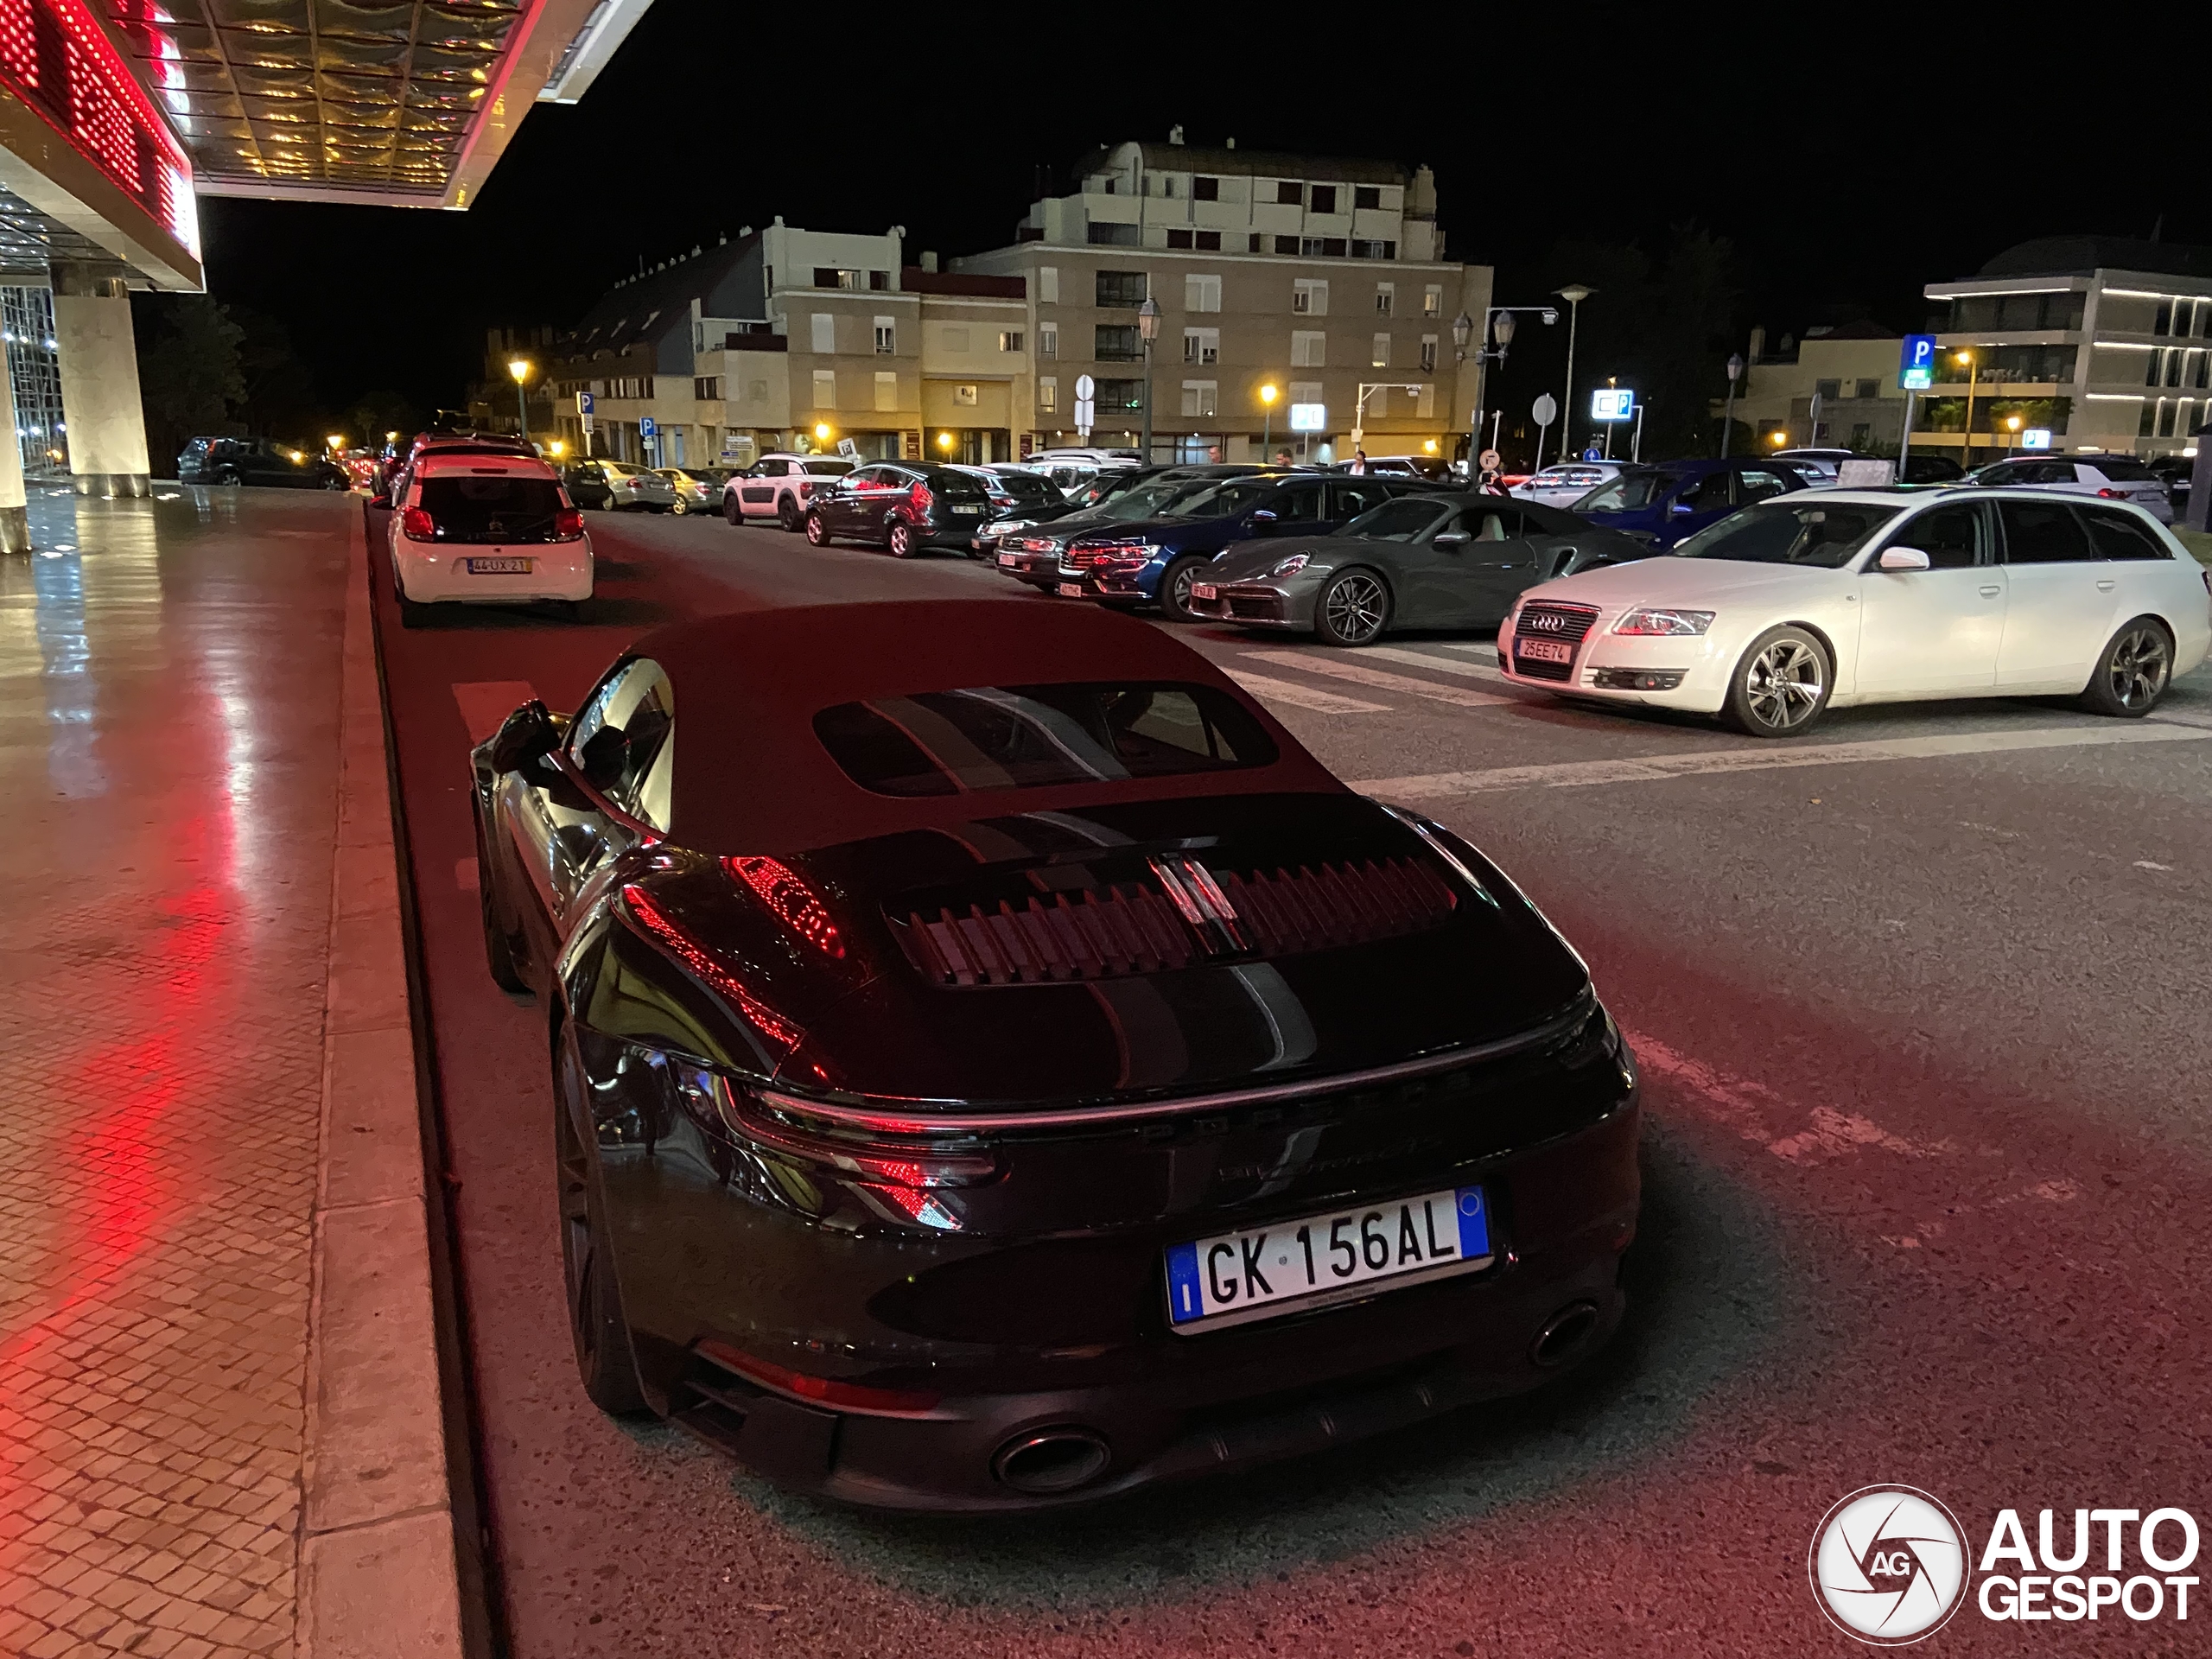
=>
[1809,1486,1970,1645]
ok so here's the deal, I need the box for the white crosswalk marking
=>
[1352,721,2212,801]
[1357,645,1516,685]
[1226,671,1390,714]
[1241,650,1516,709]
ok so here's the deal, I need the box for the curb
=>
[295,510,468,1658]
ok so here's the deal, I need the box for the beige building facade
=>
[1722,322,1911,454]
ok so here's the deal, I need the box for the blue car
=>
[1569,457,1826,552]
[1060,473,1444,620]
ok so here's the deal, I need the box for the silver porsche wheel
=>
[1315,569,1390,646]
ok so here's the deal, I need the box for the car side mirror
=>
[488,698,560,774]
[368,493,391,510]
[1877,546,1932,572]
[1669,500,1695,515]
[1249,508,1279,531]
[1432,531,1471,548]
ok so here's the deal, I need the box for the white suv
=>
[721,453,857,530]
[1967,454,2175,524]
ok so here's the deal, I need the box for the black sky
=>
[196,3,2209,426]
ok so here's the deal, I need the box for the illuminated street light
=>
[937,431,954,451]
[814,423,832,443]
[507,357,532,442]
[325,433,343,450]
[1955,350,1979,469]
[1138,296,1161,462]
[1260,382,1279,452]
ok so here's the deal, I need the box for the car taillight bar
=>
[554,507,584,540]
[401,506,436,540]
[696,1338,941,1416]
[796,480,811,497]
[711,1076,999,1188]
[619,884,798,1052]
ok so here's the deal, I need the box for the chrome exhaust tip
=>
[991,1427,1111,1496]
[1530,1300,1603,1369]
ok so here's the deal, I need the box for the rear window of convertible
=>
[814,682,1277,797]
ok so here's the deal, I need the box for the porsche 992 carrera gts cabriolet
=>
[470,599,1640,1510]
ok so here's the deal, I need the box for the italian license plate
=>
[1516,638,1573,664]
[465,556,533,575]
[1191,582,1218,601]
[997,551,1020,566]
[1166,1185,1493,1333]
[1058,582,1085,598]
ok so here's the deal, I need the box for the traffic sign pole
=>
[1897,335,1937,480]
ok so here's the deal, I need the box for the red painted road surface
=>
[367,505,2212,1656]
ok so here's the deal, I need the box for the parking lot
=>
[372,504,2212,1656]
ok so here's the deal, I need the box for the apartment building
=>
[1721,322,1910,452]
[1924,237,2212,461]
[956,137,1490,462]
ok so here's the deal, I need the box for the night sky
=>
[197,7,2205,425]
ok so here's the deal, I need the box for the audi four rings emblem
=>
[1527,612,1569,632]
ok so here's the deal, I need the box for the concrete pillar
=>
[52,267,150,499]
[0,340,26,553]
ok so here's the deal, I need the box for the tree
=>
[225,306,325,442]
[135,296,245,471]
[343,389,419,449]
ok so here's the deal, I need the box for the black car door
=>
[1455,504,1546,622]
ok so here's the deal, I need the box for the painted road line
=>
[451,680,537,744]
[1242,650,1516,708]
[1226,671,1390,714]
[2152,706,2212,730]
[1358,645,1516,685]
[1353,721,2211,800]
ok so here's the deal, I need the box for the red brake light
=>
[696,1338,940,1416]
[619,884,800,1054]
[797,480,812,497]
[554,507,584,539]
[2098,487,2125,499]
[723,855,842,957]
[909,481,932,512]
[401,506,435,540]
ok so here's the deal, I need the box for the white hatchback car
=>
[390,453,591,626]
[1510,461,1625,509]
[1965,454,2175,524]
[1497,488,2211,736]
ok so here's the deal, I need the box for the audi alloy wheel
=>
[1725,626,1830,737]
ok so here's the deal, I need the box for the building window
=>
[1096,324,1142,361]
[2195,349,2209,390]
[1087,222,1141,246]
[874,317,895,353]
[1420,335,1437,372]
[2147,350,2166,389]
[1039,376,1058,414]
[1039,321,1058,359]
[810,313,836,353]
[1166,229,1193,249]
[814,267,861,289]
[870,270,890,291]
[1289,379,1321,411]
[1311,185,1338,214]
[2158,397,2179,437]
[954,385,978,407]
[2167,350,2186,387]
[1193,175,1219,201]
[2155,301,2174,336]
[1249,234,1266,254]
[1160,175,1177,199]
[1096,270,1148,308]
[694,376,723,400]
[1000,331,1024,353]
[1094,378,1144,412]
[1303,238,1349,258]
[1274,235,1299,256]
[1195,231,1220,251]
[1416,385,1434,418]
[1815,378,1841,399]
[1039,265,1058,304]
[874,372,898,412]
[1181,380,1218,417]
[1183,327,1219,365]
[1355,185,1381,211]
[1291,330,1326,368]
[1424,285,1442,317]
[1185,273,1221,313]
[1375,283,1394,316]
[1854,378,1880,399]
[812,369,836,409]
[1275,181,1303,205]
[1293,278,1328,315]
[1371,333,1390,368]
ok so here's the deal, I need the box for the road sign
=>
[1900,334,1937,391]
[1288,403,1326,433]
[1478,448,1502,472]
[1591,387,1635,423]
[1532,393,1557,427]
[639,416,658,438]
[1074,374,1096,401]
[576,391,594,416]
[2021,428,2053,449]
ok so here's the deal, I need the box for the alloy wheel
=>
[1323,573,1387,644]
[2107,626,2171,710]
[1744,638,1824,731]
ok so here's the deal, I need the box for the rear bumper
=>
[392,542,593,602]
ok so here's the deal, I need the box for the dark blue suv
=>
[1570,457,1825,551]
[1060,473,1441,620]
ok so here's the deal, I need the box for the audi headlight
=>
[992,518,1033,535]
[1268,553,1310,577]
[1612,606,1716,637]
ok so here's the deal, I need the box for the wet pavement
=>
[375,505,2212,1656]
[0,490,351,1658]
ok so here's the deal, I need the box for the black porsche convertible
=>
[470,599,1640,1510]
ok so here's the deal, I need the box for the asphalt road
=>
[366,501,2212,1656]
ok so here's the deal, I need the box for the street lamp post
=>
[2006,413,2022,455]
[1722,353,1745,456]
[507,357,531,443]
[1260,381,1278,455]
[1137,296,1161,464]
[1955,350,1978,471]
[1456,304,1555,474]
[1554,283,1593,461]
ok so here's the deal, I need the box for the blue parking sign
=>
[639,416,658,438]
[1900,334,1937,391]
